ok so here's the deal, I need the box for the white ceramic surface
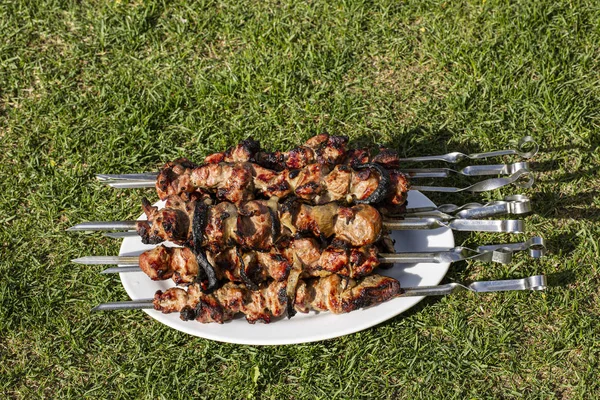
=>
[119,191,455,345]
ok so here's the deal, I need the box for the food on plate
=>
[202,134,401,171]
[137,235,394,286]
[153,273,401,324]
[155,157,409,206]
[137,194,384,249]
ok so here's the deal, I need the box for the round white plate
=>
[119,191,454,345]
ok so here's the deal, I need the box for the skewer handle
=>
[402,162,529,178]
[400,275,546,297]
[412,169,534,193]
[383,219,524,233]
[398,136,538,163]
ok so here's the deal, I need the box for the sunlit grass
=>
[1,0,599,398]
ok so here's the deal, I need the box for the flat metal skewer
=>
[402,195,531,218]
[96,161,530,183]
[398,136,538,163]
[97,168,534,192]
[91,274,547,312]
[403,162,529,178]
[411,168,533,192]
[67,216,526,235]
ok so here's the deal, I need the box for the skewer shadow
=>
[545,271,577,287]
[532,190,600,222]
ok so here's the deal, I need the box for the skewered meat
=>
[139,237,383,285]
[202,134,401,171]
[136,195,383,250]
[155,159,409,205]
[154,274,401,324]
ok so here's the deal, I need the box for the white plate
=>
[119,191,454,345]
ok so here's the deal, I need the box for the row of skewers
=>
[69,134,547,325]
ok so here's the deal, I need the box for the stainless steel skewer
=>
[403,162,529,178]
[96,161,530,183]
[398,136,538,163]
[71,237,546,275]
[97,168,534,192]
[91,275,547,312]
[403,195,531,218]
[411,168,534,192]
[67,216,526,234]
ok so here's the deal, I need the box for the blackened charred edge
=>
[280,196,300,215]
[195,250,219,293]
[180,306,196,321]
[295,181,320,194]
[137,222,163,245]
[174,157,198,169]
[288,169,301,179]
[141,197,152,210]
[257,152,285,171]
[354,163,391,204]
[268,207,281,246]
[237,247,259,291]
[281,287,297,319]
[195,298,223,323]
[241,138,262,158]
[192,201,209,252]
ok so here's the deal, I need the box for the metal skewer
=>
[403,162,529,178]
[71,237,546,275]
[91,274,547,312]
[97,168,533,192]
[411,168,533,192]
[398,136,538,163]
[402,195,531,218]
[96,161,530,183]
[67,216,526,235]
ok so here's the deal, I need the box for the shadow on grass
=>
[532,190,600,222]
[545,270,577,287]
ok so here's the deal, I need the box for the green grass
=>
[1,0,599,398]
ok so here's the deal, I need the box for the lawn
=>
[1,0,599,398]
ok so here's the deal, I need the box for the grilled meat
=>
[203,134,350,171]
[153,274,402,324]
[138,237,383,285]
[202,134,402,171]
[155,159,409,205]
[136,195,383,250]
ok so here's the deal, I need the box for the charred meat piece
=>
[203,139,262,164]
[153,274,401,324]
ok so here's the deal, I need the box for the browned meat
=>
[203,139,262,165]
[154,135,409,204]
[155,158,198,200]
[138,236,386,286]
[153,274,401,323]
[136,195,383,249]
[156,160,408,206]
[254,134,349,171]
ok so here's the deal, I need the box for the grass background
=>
[1,0,599,398]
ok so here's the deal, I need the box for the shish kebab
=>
[98,157,533,205]
[67,194,526,253]
[73,236,546,287]
[93,273,547,324]
[98,135,537,202]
